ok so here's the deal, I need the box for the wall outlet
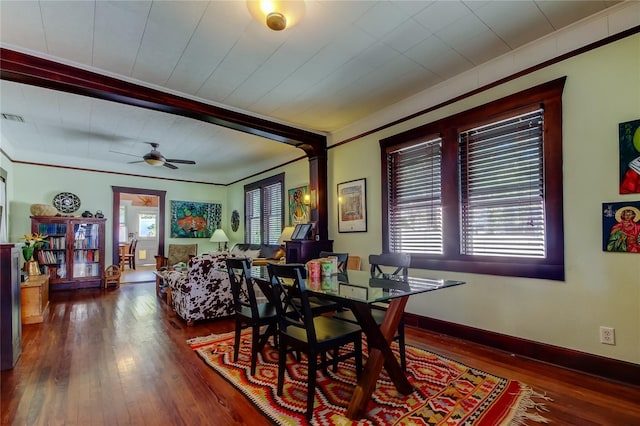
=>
[599,326,615,345]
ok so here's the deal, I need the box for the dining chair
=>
[122,238,137,270]
[346,255,361,271]
[226,257,278,376]
[334,252,411,371]
[267,263,363,422]
[318,251,349,272]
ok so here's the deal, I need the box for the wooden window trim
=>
[381,77,566,280]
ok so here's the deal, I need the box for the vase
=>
[26,259,41,276]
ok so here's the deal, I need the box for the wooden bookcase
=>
[31,216,106,290]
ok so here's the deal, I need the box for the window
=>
[381,78,566,280]
[119,205,127,241]
[245,173,284,245]
[138,213,157,238]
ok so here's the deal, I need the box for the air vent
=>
[2,113,24,122]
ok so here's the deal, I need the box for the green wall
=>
[328,34,640,364]
[7,163,227,264]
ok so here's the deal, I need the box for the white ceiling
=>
[0,0,621,184]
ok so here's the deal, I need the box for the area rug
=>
[188,330,550,425]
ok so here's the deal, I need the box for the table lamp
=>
[277,226,295,245]
[210,229,229,252]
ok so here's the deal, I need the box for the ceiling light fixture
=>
[143,149,165,166]
[246,1,305,31]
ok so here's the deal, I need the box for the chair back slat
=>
[226,258,259,318]
[369,253,411,277]
[267,263,317,345]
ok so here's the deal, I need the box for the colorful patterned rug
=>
[188,330,550,425]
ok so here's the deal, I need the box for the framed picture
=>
[288,185,309,225]
[602,201,640,253]
[337,178,367,233]
[170,200,222,238]
[619,118,640,194]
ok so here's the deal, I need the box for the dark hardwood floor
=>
[2,282,639,425]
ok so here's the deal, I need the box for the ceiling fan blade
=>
[163,162,178,170]
[128,160,144,164]
[111,150,140,158]
[165,159,196,165]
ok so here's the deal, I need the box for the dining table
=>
[248,265,465,420]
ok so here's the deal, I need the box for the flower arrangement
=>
[20,232,48,262]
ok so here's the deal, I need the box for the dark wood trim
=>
[111,187,166,263]
[0,48,325,150]
[380,78,566,281]
[329,25,640,150]
[12,159,224,186]
[405,313,640,386]
[0,48,329,240]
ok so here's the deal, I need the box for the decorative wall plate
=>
[53,192,81,213]
[231,210,240,232]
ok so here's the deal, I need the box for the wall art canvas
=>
[602,201,640,253]
[288,185,309,225]
[619,118,640,194]
[337,178,367,233]
[170,200,221,238]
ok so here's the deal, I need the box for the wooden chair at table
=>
[104,264,121,289]
[122,238,138,270]
[333,252,411,371]
[118,243,130,270]
[226,257,279,376]
[346,255,361,270]
[267,263,363,422]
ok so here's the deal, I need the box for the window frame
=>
[244,173,285,245]
[380,77,566,281]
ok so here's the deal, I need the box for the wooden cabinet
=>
[21,275,49,324]
[1,244,22,370]
[31,216,106,290]
[285,240,333,264]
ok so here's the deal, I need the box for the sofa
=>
[163,252,270,326]
[164,253,235,325]
[229,243,285,266]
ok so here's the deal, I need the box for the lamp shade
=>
[210,229,229,252]
[210,229,229,243]
[277,226,295,245]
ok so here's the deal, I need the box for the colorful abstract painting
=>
[288,185,309,225]
[170,200,221,238]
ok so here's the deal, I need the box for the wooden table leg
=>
[346,297,412,419]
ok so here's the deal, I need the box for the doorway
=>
[111,186,166,271]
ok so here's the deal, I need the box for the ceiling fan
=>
[115,142,196,169]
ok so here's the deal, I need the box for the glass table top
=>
[250,266,464,304]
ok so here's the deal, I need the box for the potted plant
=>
[20,232,48,276]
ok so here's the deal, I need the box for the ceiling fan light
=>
[266,12,286,31]
[144,158,165,166]
[246,1,305,31]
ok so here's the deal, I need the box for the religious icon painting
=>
[619,119,640,194]
[602,201,640,253]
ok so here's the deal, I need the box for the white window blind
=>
[459,108,545,258]
[245,188,261,244]
[263,181,283,245]
[244,174,284,245]
[388,138,443,254]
